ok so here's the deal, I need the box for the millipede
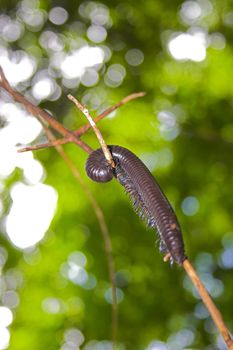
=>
[85,145,186,265]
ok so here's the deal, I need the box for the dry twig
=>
[0,66,93,154]
[67,94,115,167]
[18,91,146,153]
[183,259,233,348]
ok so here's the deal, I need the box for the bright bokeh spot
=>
[0,102,44,180]
[180,0,213,25]
[223,11,233,27]
[167,329,195,349]
[181,196,200,216]
[0,307,13,327]
[87,25,107,43]
[63,328,85,348]
[168,33,206,61]
[0,49,36,85]
[39,31,64,52]
[157,110,180,141]
[68,251,87,267]
[2,290,20,309]
[61,46,104,79]
[22,159,44,185]
[180,1,202,24]
[49,7,68,25]
[0,247,8,267]
[81,69,99,87]
[104,287,124,304]
[104,63,126,87]
[32,78,55,100]
[6,183,58,249]
[89,4,109,25]
[60,259,88,286]
[60,251,97,290]
[146,341,167,350]
[194,302,209,319]
[209,32,226,50]
[68,264,88,285]
[1,16,23,42]
[42,298,63,314]
[125,48,144,66]
[17,1,45,29]
[0,102,42,142]
[0,327,10,350]
[221,247,233,269]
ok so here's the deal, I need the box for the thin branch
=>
[68,94,115,167]
[183,259,233,348]
[18,92,146,153]
[75,91,146,137]
[18,141,61,153]
[0,66,93,154]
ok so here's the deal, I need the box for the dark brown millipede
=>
[85,145,186,265]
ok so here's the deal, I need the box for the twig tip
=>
[0,65,6,83]
[17,147,28,153]
[139,91,146,96]
[163,253,171,263]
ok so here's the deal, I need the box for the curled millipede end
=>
[85,148,114,183]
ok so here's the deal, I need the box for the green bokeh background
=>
[0,0,233,349]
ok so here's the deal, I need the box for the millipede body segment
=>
[85,145,186,265]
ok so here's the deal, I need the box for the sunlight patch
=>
[0,327,10,350]
[168,33,206,62]
[0,307,13,327]
[0,48,36,85]
[61,46,104,79]
[6,183,58,249]
[0,102,43,180]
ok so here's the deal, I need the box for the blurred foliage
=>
[0,0,233,349]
